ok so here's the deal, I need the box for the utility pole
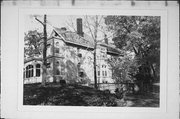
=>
[35,14,47,86]
[93,16,98,89]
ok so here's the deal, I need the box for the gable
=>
[52,28,94,50]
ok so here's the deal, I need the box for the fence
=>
[97,83,135,93]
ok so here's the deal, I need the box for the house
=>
[24,18,121,87]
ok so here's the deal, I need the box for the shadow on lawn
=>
[23,83,117,106]
[23,83,159,107]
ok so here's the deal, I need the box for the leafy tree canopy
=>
[105,16,160,83]
[24,30,44,58]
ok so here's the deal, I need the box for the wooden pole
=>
[94,16,98,89]
[42,14,47,86]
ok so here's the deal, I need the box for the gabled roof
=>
[53,27,94,50]
[52,27,122,56]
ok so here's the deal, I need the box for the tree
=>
[105,16,160,92]
[83,15,105,89]
[66,15,107,89]
[34,15,48,86]
[25,15,48,86]
[24,30,43,58]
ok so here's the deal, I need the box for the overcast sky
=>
[25,15,82,34]
[24,15,114,43]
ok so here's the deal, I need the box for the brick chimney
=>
[77,18,84,37]
[104,34,108,44]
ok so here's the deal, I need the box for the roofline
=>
[24,58,42,63]
[53,29,95,49]
[51,36,94,50]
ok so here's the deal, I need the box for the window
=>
[46,62,51,68]
[77,53,82,58]
[55,60,65,76]
[26,66,28,78]
[56,61,59,65]
[102,54,105,58]
[98,71,100,76]
[102,65,106,68]
[79,71,84,77]
[55,42,59,47]
[56,69,60,75]
[25,65,34,78]
[29,65,34,77]
[60,63,65,75]
[105,71,107,77]
[55,47,59,53]
[102,71,104,76]
[36,64,41,77]
[55,42,60,53]
[23,68,25,78]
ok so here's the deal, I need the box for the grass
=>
[24,83,118,106]
[23,83,159,107]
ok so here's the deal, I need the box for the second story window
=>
[55,42,60,54]
[56,69,60,75]
[55,47,59,53]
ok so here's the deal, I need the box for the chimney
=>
[104,34,108,44]
[77,18,84,37]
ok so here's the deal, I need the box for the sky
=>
[24,15,114,43]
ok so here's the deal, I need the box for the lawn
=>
[23,83,159,107]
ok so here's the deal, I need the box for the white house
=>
[24,18,121,87]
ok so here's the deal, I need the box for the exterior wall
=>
[96,45,114,84]
[24,36,115,85]
[78,48,94,83]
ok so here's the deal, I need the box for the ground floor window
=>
[25,64,41,78]
[98,71,100,76]
[25,65,33,78]
[55,60,65,76]
[36,64,41,77]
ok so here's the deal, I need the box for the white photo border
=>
[1,3,179,119]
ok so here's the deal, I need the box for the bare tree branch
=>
[65,18,77,32]
[84,15,95,40]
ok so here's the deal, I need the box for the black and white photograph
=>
[1,1,179,119]
[23,14,160,107]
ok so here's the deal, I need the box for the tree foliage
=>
[24,30,43,58]
[104,16,160,86]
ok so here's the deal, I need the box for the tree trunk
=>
[150,64,156,80]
